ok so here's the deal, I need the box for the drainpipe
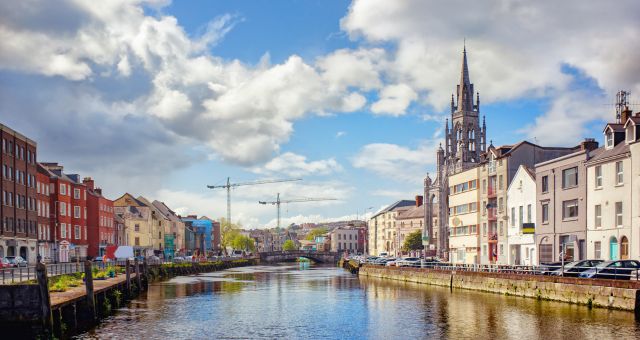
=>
[551,169,556,262]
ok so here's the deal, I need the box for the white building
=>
[627,113,640,260]
[448,166,480,264]
[586,117,634,260]
[506,165,537,266]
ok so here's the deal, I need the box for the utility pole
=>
[207,177,301,225]
[258,194,337,229]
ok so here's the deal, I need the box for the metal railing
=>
[360,260,640,281]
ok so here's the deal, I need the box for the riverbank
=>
[0,259,257,338]
[359,265,640,312]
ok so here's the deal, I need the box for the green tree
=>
[220,218,241,255]
[283,239,297,251]
[305,227,328,241]
[402,230,424,251]
[230,234,256,252]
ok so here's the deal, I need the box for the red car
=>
[0,257,13,268]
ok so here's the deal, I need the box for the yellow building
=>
[448,166,480,264]
[113,193,158,256]
[368,200,416,256]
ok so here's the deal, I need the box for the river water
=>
[77,263,640,339]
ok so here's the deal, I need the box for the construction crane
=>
[258,193,337,229]
[207,177,301,225]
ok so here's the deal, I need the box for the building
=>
[84,177,115,258]
[39,163,89,262]
[367,200,415,256]
[114,214,126,246]
[586,109,635,261]
[396,196,426,256]
[1,124,38,264]
[447,167,480,264]
[506,165,537,266]
[114,193,155,257]
[535,140,600,264]
[153,200,186,258]
[425,47,487,260]
[137,196,169,257]
[36,164,52,262]
[478,142,580,265]
[626,111,640,261]
[330,227,359,253]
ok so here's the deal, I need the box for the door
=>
[610,237,619,261]
[620,237,629,260]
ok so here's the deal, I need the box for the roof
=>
[114,193,147,207]
[603,123,625,133]
[522,166,536,180]
[152,200,182,222]
[487,140,578,160]
[624,116,640,128]
[371,200,416,219]
[586,142,630,165]
[396,204,425,220]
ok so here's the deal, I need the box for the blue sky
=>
[1,0,638,227]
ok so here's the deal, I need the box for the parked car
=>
[173,256,186,263]
[5,256,28,268]
[537,262,563,275]
[0,257,12,268]
[231,250,244,257]
[549,260,603,277]
[579,260,640,280]
[385,258,403,267]
[378,252,389,258]
[397,257,421,267]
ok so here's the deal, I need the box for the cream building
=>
[368,200,415,256]
[627,112,640,260]
[586,118,633,260]
[448,167,480,264]
[152,200,185,254]
[506,165,537,266]
[114,193,157,257]
[396,196,425,255]
[330,227,359,253]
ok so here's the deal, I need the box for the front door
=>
[610,237,619,261]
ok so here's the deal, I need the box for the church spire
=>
[460,45,470,87]
[456,45,474,113]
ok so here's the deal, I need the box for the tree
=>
[305,227,328,241]
[220,218,241,255]
[283,239,297,251]
[230,234,256,252]
[402,230,424,252]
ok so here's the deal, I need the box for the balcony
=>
[487,208,497,220]
[487,186,496,198]
[488,232,498,243]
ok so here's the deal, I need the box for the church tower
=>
[444,46,486,174]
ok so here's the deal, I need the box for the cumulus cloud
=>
[371,83,417,116]
[351,140,440,183]
[252,152,343,178]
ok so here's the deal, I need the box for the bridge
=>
[258,251,341,264]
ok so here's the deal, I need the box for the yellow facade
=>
[448,166,480,264]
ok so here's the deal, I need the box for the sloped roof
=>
[396,204,424,220]
[603,123,625,133]
[371,200,416,219]
[586,142,629,164]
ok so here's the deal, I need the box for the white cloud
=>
[336,131,347,138]
[251,152,343,178]
[351,140,440,183]
[371,83,417,116]
[371,189,419,199]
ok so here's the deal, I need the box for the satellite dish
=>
[452,217,461,227]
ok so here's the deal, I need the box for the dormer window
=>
[627,125,635,143]
[606,131,614,148]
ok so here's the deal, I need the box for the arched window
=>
[621,236,629,259]
[609,236,619,261]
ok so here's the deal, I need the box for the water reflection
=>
[78,264,640,339]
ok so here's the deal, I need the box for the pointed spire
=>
[460,45,470,87]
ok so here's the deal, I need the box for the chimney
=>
[415,195,423,207]
[580,138,599,152]
[83,177,95,190]
[621,106,632,123]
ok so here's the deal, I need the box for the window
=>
[75,225,80,239]
[74,206,81,218]
[542,203,549,223]
[511,207,515,226]
[498,198,503,212]
[606,132,614,147]
[74,188,80,199]
[135,237,140,246]
[518,206,523,227]
[539,244,553,263]
[61,223,66,238]
[527,204,532,223]
[60,183,66,195]
[499,244,504,255]
[562,200,578,219]
[562,167,578,189]
[498,175,503,190]
[595,165,602,188]
[616,161,623,185]
[135,224,140,232]
[59,202,66,216]
[615,202,623,227]
[594,241,601,259]
[594,205,602,228]
[482,179,487,193]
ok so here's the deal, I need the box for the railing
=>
[361,260,640,281]
[0,261,118,285]
[487,208,497,220]
[488,186,496,196]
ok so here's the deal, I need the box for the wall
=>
[506,166,537,265]
[359,265,640,311]
[448,167,480,264]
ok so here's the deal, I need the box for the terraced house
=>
[447,167,480,264]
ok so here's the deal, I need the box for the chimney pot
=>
[580,138,599,152]
[415,195,424,207]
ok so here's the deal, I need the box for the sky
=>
[1,0,639,228]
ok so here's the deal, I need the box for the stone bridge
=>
[258,251,341,264]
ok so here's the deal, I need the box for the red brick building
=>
[36,165,53,262]
[40,163,88,262]
[1,124,38,264]
[83,177,115,258]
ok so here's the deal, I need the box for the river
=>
[77,263,640,339]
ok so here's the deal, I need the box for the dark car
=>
[537,262,563,275]
[579,260,640,280]
[550,259,603,277]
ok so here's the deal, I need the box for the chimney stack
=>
[415,195,424,207]
[621,106,632,123]
[95,188,102,195]
[82,177,95,190]
[580,138,599,152]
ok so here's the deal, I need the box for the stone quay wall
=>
[359,265,640,312]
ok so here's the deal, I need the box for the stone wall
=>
[359,265,640,311]
[0,284,45,336]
